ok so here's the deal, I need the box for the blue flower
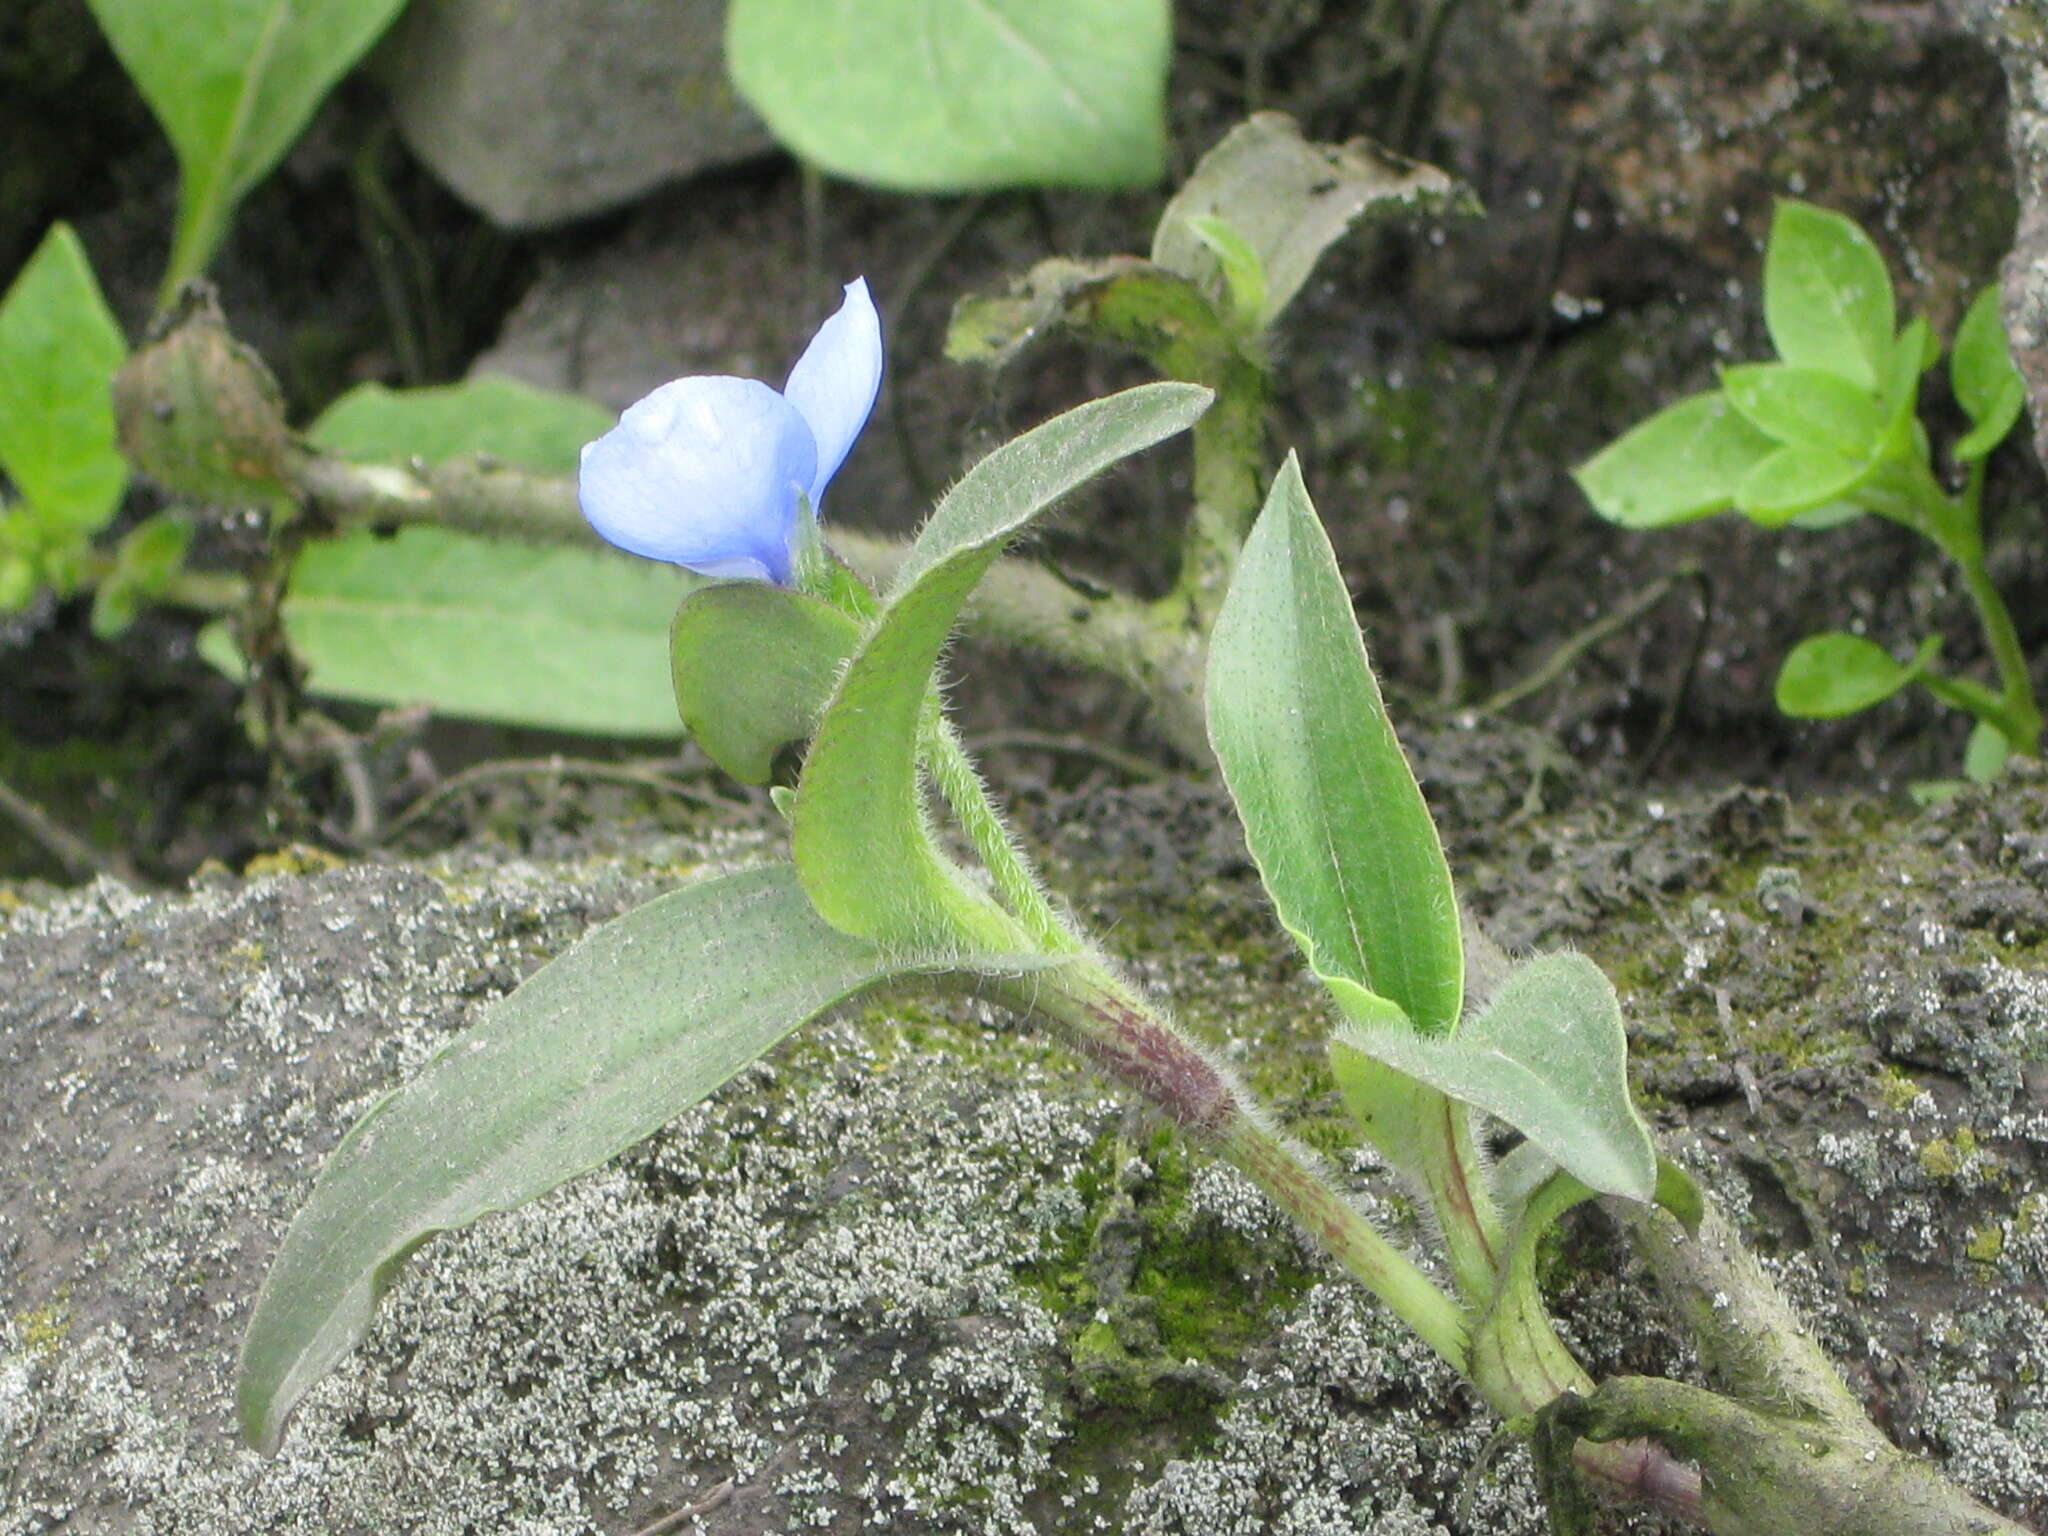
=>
[578,278,883,584]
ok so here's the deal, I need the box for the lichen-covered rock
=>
[1964,0,2048,466]
[4,759,2045,1533]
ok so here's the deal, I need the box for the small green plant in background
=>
[1575,200,2039,781]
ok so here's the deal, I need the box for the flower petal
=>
[579,376,818,584]
[782,277,883,509]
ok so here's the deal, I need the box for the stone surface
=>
[4,760,2047,1533]
[1966,0,2048,465]
[379,0,774,230]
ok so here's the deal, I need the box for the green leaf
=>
[199,528,699,737]
[726,0,1168,192]
[1151,114,1468,332]
[237,863,1011,1455]
[1735,441,1866,525]
[1965,720,2012,784]
[1951,286,2026,462]
[0,224,129,536]
[1185,216,1268,332]
[796,382,1211,949]
[1774,632,1940,719]
[1331,952,1656,1201]
[1786,500,1866,530]
[1763,200,1895,391]
[88,0,412,298]
[945,256,1231,377]
[1720,363,1888,459]
[1208,454,1463,1033]
[671,583,861,784]
[310,378,615,474]
[90,513,195,639]
[1572,391,1779,530]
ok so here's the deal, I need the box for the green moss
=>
[242,843,348,879]
[1965,1222,2005,1264]
[14,1293,71,1358]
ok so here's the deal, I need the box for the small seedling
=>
[1575,199,2038,781]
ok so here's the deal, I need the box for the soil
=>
[3,1,2045,1532]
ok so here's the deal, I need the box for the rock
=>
[379,0,774,229]
[1964,0,2048,466]
[5,764,2046,1531]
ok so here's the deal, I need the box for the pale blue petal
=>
[782,277,882,508]
[578,376,818,584]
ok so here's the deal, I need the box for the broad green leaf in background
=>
[199,528,698,737]
[1207,453,1463,1034]
[237,863,1008,1455]
[1720,363,1888,460]
[0,224,129,538]
[1332,952,1656,1202]
[1763,199,1895,391]
[1774,632,1940,719]
[201,375,691,737]
[194,376,676,734]
[671,583,861,783]
[1572,391,1778,530]
[1951,286,2026,462]
[311,377,616,471]
[727,0,1169,192]
[86,0,413,300]
[1151,113,1468,333]
[794,382,1211,950]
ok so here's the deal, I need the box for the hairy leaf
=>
[1208,453,1462,1032]
[795,382,1210,949]
[1332,952,1655,1201]
[238,864,1002,1454]
[672,583,861,782]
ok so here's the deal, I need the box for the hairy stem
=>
[279,442,1215,761]
[1010,961,1470,1370]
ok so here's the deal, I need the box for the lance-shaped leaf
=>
[672,583,861,782]
[238,863,1001,1455]
[87,0,412,298]
[1332,952,1655,1201]
[1151,113,1469,333]
[794,382,1212,950]
[1208,453,1462,1034]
